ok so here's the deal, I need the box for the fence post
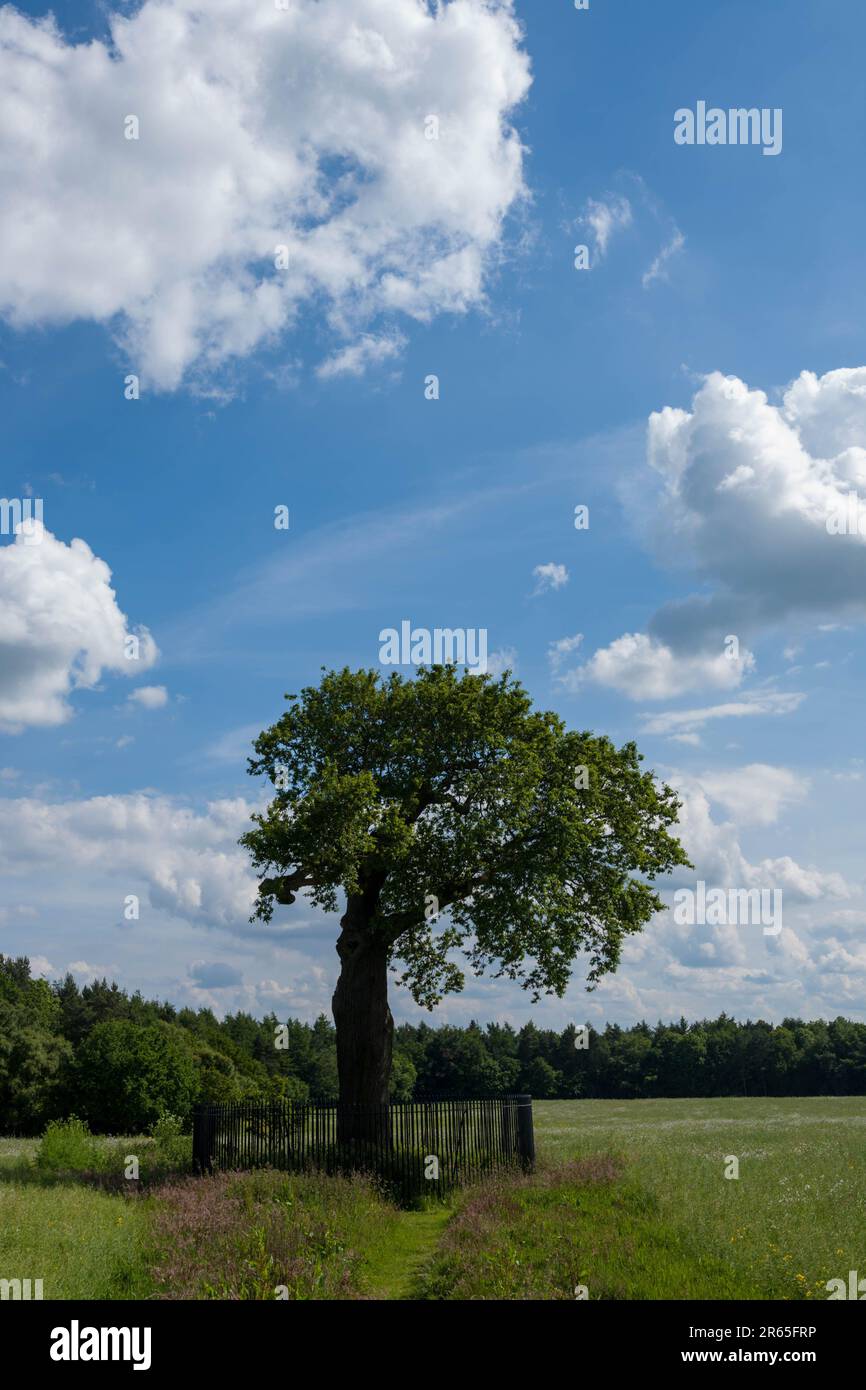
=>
[192,1103,212,1175]
[516,1094,535,1172]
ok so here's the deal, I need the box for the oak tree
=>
[241,665,689,1116]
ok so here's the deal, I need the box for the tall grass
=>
[0,1179,154,1299]
[415,1156,759,1300]
[148,1169,404,1300]
[534,1096,866,1300]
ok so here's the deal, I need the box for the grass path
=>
[363,1205,453,1300]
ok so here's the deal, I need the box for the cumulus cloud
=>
[189,961,243,989]
[531,562,569,596]
[696,763,808,827]
[581,632,753,700]
[583,366,866,699]
[128,685,168,710]
[667,774,850,902]
[0,0,531,391]
[547,632,583,672]
[67,960,116,982]
[316,331,406,380]
[0,793,258,929]
[28,955,56,978]
[486,646,518,678]
[0,523,157,732]
[646,368,866,638]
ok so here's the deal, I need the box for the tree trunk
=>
[331,902,393,1145]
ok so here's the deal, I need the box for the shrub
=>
[150,1111,191,1169]
[36,1116,100,1171]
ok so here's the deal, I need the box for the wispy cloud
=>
[640,691,806,737]
[642,228,686,288]
[579,195,633,261]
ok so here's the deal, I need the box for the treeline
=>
[1,954,865,1134]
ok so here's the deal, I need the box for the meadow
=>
[1,1096,862,1300]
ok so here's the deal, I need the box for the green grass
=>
[147,1168,408,1299]
[0,1176,154,1299]
[416,1156,761,1299]
[533,1096,866,1300]
[0,1137,39,1171]
[3,1096,864,1300]
[363,1204,453,1299]
[0,1131,177,1300]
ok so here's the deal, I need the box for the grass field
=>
[1,1096,863,1300]
[533,1097,866,1301]
[0,1138,154,1300]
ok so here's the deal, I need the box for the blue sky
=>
[2,0,866,1029]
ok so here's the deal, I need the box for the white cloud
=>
[581,632,753,700]
[645,368,866,638]
[667,775,850,902]
[547,632,583,672]
[316,331,406,380]
[584,365,866,699]
[639,690,805,737]
[697,763,808,827]
[641,227,685,288]
[189,960,243,989]
[0,793,258,929]
[67,960,116,982]
[0,524,157,731]
[28,954,56,978]
[486,646,518,678]
[580,195,632,261]
[531,561,569,596]
[0,0,531,391]
[128,685,168,710]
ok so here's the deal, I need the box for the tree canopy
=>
[241,665,691,1008]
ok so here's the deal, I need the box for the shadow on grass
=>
[0,1159,193,1192]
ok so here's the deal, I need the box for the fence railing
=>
[192,1094,534,1198]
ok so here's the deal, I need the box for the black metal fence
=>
[192,1094,534,1199]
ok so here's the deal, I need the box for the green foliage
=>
[241,666,691,1006]
[0,957,71,1133]
[75,1021,199,1132]
[36,1116,101,1171]
[388,1049,417,1101]
[4,947,866,1135]
[150,1111,190,1167]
